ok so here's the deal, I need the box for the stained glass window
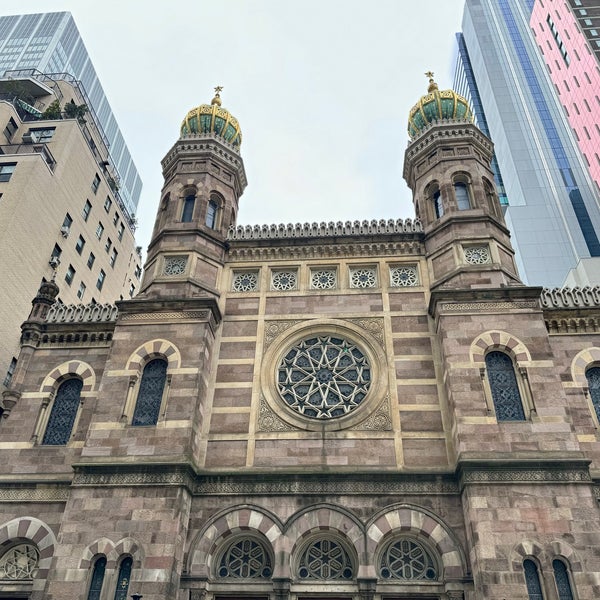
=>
[113,557,133,600]
[523,559,543,600]
[379,538,437,580]
[553,559,574,600]
[42,378,83,445]
[586,367,600,422]
[298,538,354,580]
[218,538,272,578]
[87,556,106,600]
[0,543,39,579]
[277,336,371,419]
[132,359,167,426]
[486,351,525,421]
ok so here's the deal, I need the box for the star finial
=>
[214,85,223,97]
[211,85,223,106]
[425,71,438,93]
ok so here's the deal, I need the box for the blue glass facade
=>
[0,12,141,216]
[455,0,600,286]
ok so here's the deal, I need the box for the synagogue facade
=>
[2,81,600,599]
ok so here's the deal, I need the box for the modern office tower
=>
[0,12,142,216]
[454,0,600,287]
[0,73,143,390]
[3,82,600,599]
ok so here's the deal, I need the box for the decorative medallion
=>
[0,544,39,579]
[464,246,491,265]
[271,270,298,291]
[232,271,259,292]
[379,538,437,580]
[390,265,419,287]
[163,256,188,276]
[298,538,354,580]
[349,267,377,288]
[310,268,337,290]
[277,335,371,419]
[218,538,272,578]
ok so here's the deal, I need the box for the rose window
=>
[232,271,259,292]
[163,256,188,276]
[271,270,297,291]
[350,267,377,288]
[390,266,418,287]
[0,543,39,580]
[298,538,354,580]
[464,246,491,265]
[310,269,336,290]
[379,538,437,581]
[277,336,371,419]
[218,538,272,579]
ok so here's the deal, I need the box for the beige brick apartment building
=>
[1,82,600,599]
[0,73,142,389]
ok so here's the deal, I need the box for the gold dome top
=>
[180,86,242,147]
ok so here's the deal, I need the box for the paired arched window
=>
[42,378,83,445]
[585,366,600,422]
[181,194,195,222]
[86,556,106,600]
[132,358,168,426]
[113,556,133,600]
[553,559,574,600]
[523,559,544,600]
[485,351,526,421]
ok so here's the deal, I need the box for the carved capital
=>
[1,389,21,417]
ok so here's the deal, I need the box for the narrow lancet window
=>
[486,351,525,421]
[42,378,83,445]
[132,359,167,426]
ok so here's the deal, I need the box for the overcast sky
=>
[4,0,466,252]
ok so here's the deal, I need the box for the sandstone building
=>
[0,72,143,390]
[1,80,600,599]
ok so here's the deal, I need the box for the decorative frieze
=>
[541,286,600,308]
[0,486,69,502]
[46,302,118,324]
[120,311,210,321]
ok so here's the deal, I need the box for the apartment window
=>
[118,223,125,241]
[96,269,105,291]
[112,212,119,226]
[4,117,17,140]
[573,102,580,115]
[104,237,112,253]
[579,9,588,16]
[3,357,17,387]
[77,282,86,300]
[129,283,136,297]
[27,127,55,142]
[573,75,580,88]
[75,235,85,254]
[96,222,104,239]
[134,265,142,280]
[584,99,591,112]
[51,244,62,260]
[87,252,95,269]
[0,163,16,182]
[109,248,118,267]
[65,265,75,286]
[62,213,73,229]
[82,199,92,221]
[103,196,112,212]
[91,173,101,194]
[585,18,593,26]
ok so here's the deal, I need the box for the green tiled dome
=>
[408,74,473,139]
[180,88,242,147]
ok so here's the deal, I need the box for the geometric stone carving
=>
[263,320,304,350]
[347,318,385,346]
[389,265,419,287]
[352,396,392,431]
[463,246,491,265]
[257,395,295,432]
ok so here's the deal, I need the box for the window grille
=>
[0,543,39,579]
[486,352,525,421]
[42,378,83,445]
[298,538,353,580]
[218,538,272,578]
[586,367,600,422]
[553,559,574,600]
[132,359,167,426]
[390,266,418,287]
[232,271,259,292]
[349,267,377,288]
[523,559,543,600]
[379,538,437,580]
[86,556,106,600]
[113,557,133,600]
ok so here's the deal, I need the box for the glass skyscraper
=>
[0,12,141,216]
[454,0,600,286]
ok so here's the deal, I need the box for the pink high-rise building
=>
[531,0,600,193]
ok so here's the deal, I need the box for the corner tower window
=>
[430,184,443,219]
[182,194,195,222]
[206,198,218,229]
[486,351,525,421]
[132,358,168,426]
[42,378,83,445]
[454,181,471,210]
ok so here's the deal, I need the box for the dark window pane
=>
[132,359,167,426]
[42,378,83,445]
[486,351,525,421]
[87,557,106,600]
[524,559,543,600]
[113,557,133,600]
[553,559,574,600]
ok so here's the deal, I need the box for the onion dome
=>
[180,86,242,147]
[408,72,473,139]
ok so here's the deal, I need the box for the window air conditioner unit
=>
[60,226,70,238]
[22,132,38,144]
[49,256,60,268]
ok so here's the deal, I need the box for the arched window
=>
[485,351,525,421]
[206,197,219,229]
[181,194,195,222]
[553,559,574,600]
[379,537,438,580]
[86,556,106,600]
[454,181,471,210]
[431,185,444,219]
[113,556,133,600]
[42,378,83,445]
[523,559,544,600]
[217,538,273,578]
[586,366,600,422]
[132,359,167,426]
[297,537,354,580]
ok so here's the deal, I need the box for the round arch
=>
[125,339,182,373]
[470,330,532,365]
[40,360,96,394]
